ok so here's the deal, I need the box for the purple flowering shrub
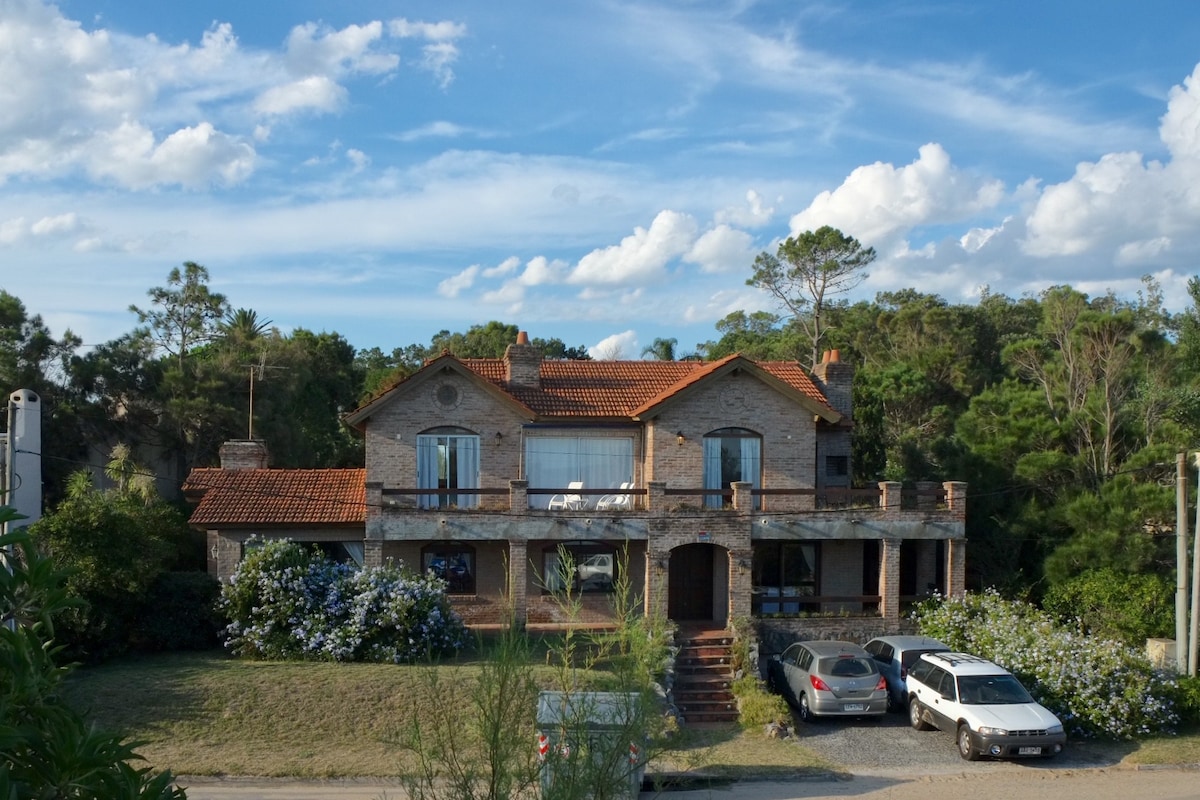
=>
[219,539,467,662]
[914,588,1178,739]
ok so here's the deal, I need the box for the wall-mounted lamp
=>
[494,431,504,445]
[676,431,685,446]
[652,558,666,570]
[737,558,750,570]
[210,544,220,560]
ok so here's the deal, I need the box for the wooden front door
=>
[667,544,715,621]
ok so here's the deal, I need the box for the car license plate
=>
[1018,746,1042,755]
[843,703,865,712]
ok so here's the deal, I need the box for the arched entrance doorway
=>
[666,543,728,624]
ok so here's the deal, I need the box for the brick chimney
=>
[503,330,541,389]
[219,439,269,470]
[810,349,854,418]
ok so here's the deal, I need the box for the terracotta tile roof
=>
[183,468,366,526]
[459,355,833,418]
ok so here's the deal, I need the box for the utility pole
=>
[1178,452,1190,673]
[1191,452,1200,675]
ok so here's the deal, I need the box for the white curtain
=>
[741,436,761,510]
[455,437,479,509]
[417,434,479,509]
[342,542,364,566]
[525,436,632,509]
[703,437,723,508]
[416,436,440,509]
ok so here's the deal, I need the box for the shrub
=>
[731,674,790,729]
[219,539,467,662]
[132,571,222,652]
[914,589,1178,739]
[1042,568,1174,645]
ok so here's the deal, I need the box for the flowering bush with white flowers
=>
[913,588,1179,739]
[219,539,467,662]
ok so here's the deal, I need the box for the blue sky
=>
[3,1,1200,358]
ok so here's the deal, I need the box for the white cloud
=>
[789,143,1006,246]
[395,121,472,142]
[570,210,699,285]
[714,189,775,228]
[87,121,255,189]
[482,256,520,278]
[438,264,479,297]
[255,75,347,115]
[589,330,638,360]
[30,213,80,237]
[283,21,397,77]
[388,18,467,89]
[684,225,755,273]
[346,148,370,171]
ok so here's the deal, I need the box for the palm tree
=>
[640,337,677,361]
[219,308,274,347]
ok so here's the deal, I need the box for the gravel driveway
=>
[784,708,1126,774]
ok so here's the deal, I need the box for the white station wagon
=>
[906,652,1066,760]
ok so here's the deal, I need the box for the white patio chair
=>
[548,481,587,510]
[596,482,633,511]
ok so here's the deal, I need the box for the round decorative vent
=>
[719,385,748,414]
[433,382,461,410]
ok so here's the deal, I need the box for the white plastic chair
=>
[596,482,633,511]
[548,481,587,510]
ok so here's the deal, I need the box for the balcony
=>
[372,480,963,520]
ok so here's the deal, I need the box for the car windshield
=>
[821,656,876,678]
[956,674,1035,705]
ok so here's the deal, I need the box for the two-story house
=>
[186,332,966,633]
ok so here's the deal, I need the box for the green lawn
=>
[60,650,834,780]
[60,650,1200,779]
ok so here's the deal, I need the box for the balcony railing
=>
[376,480,961,516]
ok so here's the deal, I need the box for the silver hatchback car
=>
[767,640,888,721]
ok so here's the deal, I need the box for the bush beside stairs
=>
[672,628,738,724]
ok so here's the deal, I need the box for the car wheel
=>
[798,692,816,723]
[908,698,932,731]
[886,691,902,714]
[957,724,980,761]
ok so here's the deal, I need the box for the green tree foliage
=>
[1042,568,1174,645]
[0,290,86,507]
[748,225,875,368]
[27,451,195,662]
[640,337,677,361]
[0,507,187,798]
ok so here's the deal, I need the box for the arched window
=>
[703,427,761,509]
[541,541,617,594]
[417,426,480,509]
[421,542,476,594]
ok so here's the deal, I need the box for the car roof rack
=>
[924,652,992,667]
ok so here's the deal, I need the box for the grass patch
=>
[61,649,832,780]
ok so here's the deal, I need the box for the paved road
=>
[178,766,1199,800]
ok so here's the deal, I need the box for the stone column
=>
[878,481,902,511]
[943,481,967,520]
[508,539,529,627]
[509,479,528,512]
[731,481,753,512]
[645,550,669,618]
[879,537,902,621]
[729,549,753,620]
[647,480,666,515]
[946,538,967,599]
[364,539,384,568]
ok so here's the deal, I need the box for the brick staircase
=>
[672,628,738,724]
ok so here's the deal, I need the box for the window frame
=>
[540,541,619,595]
[702,427,762,509]
[752,540,820,614]
[416,426,480,509]
[421,542,477,595]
